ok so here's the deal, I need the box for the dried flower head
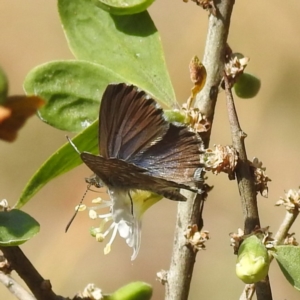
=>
[0,199,9,211]
[225,54,250,80]
[230,227,273,254]
[0,256,11,274]
[250,157,271,198]
[283,233,298,246]
[201,144,238,177]
[184,0,217,16]
[157,269,168,285]
[79,283,103,300]
[230,228,245,254]
[185,224,209,252]
[276,188,300,212]
[181,105,211,133]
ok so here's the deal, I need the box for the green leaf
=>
[0,66,8,104]
[108,282,152,300]
[273,245,300,291]
[24,60,126,132]
[15,121,98,209]
[236,235,270,284]
[0,210,40,246]
[58,0,175,106]
[96,0,156,15]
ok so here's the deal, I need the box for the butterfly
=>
[79,83,204,201]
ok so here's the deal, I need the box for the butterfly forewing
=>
[99,84,169,160]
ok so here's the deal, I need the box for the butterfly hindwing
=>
[81,152,194,201]
[130,123,203,187]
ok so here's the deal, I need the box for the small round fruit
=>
[236,235,270,284]
[234,73,261,99]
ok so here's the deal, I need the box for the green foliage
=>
[58,0,175,106]
[16,121,98,208]
[273,245,300,291]
[0,210,39,246]
[106,281,152,300]
[94,0,156,15]
[0,66,8,104]
[24,61,126,132]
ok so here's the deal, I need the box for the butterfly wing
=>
[81,152,195,201]
[99,83,169,160]
[130,123,204,187]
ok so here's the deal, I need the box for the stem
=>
[224,76,273,300]
[224,76,260,233]
[239,284,255,300]
[0,272,36,300]
[273,209,299,245]
[164,1,235,299]
[0,246,64,300]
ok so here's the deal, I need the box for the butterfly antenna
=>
[65,184,91,232]
[66,135,81,154]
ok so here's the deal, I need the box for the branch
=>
[239,284,255,300]
[223,76,273,300]
[0,246,65,300]
[0,271,35,300]
[224,75,259,232]
[164,1,235,299]
[273,209,299,245]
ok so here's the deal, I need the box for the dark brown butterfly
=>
[80,83,203,201]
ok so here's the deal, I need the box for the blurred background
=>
[1,0,300,299]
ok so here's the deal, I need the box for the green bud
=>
[236,235,270,284]
[0,66,8,104]
[164,110,186,124]
[109,282,152,300]
[234,73,261,99]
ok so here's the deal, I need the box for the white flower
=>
[81,190,162,260]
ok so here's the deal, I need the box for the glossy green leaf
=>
[96,0,156,15]
[58,0,175,106]
[273,245,300,291]
[0,66,8,104]
[15,121,98,209]
[24,60,126,132]
[0,210,39,246]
